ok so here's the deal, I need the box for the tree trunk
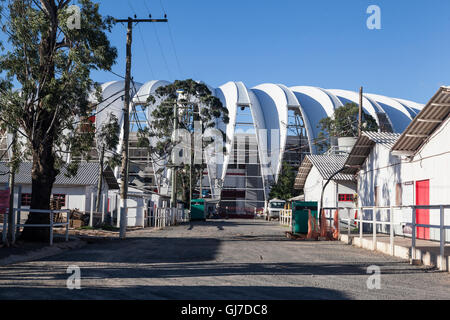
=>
[95,146,105,213]
[6,130,18,246]
[20,2,58,242]
[6,165,15,246]
[20,142,57,242]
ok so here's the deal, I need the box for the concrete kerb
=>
[0,237,87,267]
[339,234,450,272]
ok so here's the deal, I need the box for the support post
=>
[116,196,120,228]
[11,209,15,244]
[347,208,351,238]
[372,207,376,251]
[440,205,445,271]
[390,206,394,256]
[102,194,106,224]
[90,192,94,227]
[412,206,417,261]
[50,211,54,246]
[359,208,363,242]
[65,210,70,242]
[358,86,363,137]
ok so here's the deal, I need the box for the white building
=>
[0,162,119,214]
[343,86,450,241]
[295,154,356,210]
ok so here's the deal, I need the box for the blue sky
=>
[4,0,450,103]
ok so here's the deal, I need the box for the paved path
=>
[0,219,449,300]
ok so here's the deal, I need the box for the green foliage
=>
[314,103,379,153]
[97,113,120,166]
[0,0,117,179]
[269,162,299,201]
[0,1,117,241]
[138,79,229,204]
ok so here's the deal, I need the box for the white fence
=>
[279,209,292,228]
[149,207,190,229]
[322,205,450,271]
[1,208,71,246]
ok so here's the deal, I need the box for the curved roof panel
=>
[290,86,338,152]
[365,93,413,133]
[94,80,423,191]
[326,89,381,126]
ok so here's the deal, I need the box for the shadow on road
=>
[0,284,349,300]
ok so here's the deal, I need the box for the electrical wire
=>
[157,0,183,78]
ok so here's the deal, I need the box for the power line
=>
[157,0,183,78]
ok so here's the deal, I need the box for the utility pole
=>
[358,86,363,137]
[115,16,168,239]
[170,100,178,208]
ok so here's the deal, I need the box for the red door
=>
[415,180,430,240]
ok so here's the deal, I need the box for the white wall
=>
[357,118,450,240]
[304,166,356,210]
[124,197,145,227]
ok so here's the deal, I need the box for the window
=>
[21,193,32,206]
[338,194,354,202]
[52,194,66,207]
[270,202,285,209]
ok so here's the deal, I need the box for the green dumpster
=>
[291,201,318,234]
[190,199,207,221]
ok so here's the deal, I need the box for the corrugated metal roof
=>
[0,162,119,189]
[342,132,401,174]
[361,132,402,149]
[392,86,450,155]
[294,154,354,190]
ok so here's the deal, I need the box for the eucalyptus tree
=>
[0,0,117,241]
[315,103,379,153]
[138,79,229,204]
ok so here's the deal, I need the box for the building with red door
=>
[344,86,450,241]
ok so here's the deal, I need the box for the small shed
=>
[295,155,356,211]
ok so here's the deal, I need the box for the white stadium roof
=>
[92,80,424,194]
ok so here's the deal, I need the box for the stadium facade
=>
[86,80,424,215]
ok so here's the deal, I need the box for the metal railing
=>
[279,209,292,228]
[321,205,450,271]
[9,208,71,246]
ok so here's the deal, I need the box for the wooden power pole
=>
[115,16,168,239]
[358,86,363,137]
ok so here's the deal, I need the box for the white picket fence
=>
[279,209,292,228]
[150,207,190,229]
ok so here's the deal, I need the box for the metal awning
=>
[391,86,450,156]
[342,132,401,174]
[294,155,353,190]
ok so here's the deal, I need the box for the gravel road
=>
[0,219,449,300]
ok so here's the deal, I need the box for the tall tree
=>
[138,79,229,205]
[269,161,298,201]
[314,103,379,153]
[0,0,117,241]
